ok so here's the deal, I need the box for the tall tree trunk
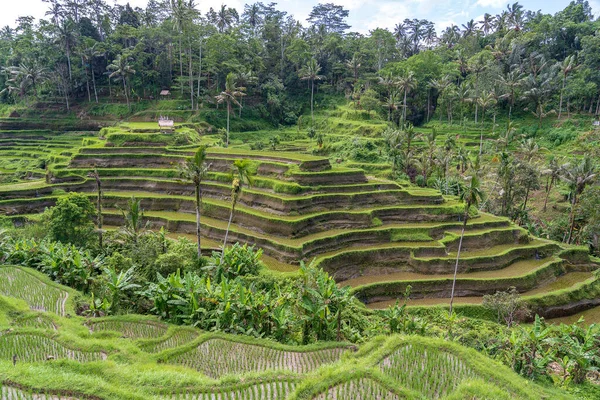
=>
[195,184,202,258]
[221,203,236,262]
[197,38,202,110]
[123,78,130,110]
[558,75,566,119]
[311,79,315,125]
[449,209,469,314]
[566,192,577,244]
[226,100,230,146]
[91,65,98,103]
[402,88,407,126]
[542,177,553,212]
[82,56,91,102]
[479,110,485,155]
[188,44,194,110]
[179,36,183,95]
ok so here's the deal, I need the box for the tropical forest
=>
[0,0,600,398]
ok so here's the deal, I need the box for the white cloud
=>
[475,0,505,8]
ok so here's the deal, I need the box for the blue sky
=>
[1,0,595,34]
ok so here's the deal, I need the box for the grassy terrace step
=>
[80,146,331,172]
[317,239,558,282]
[68,153,366,184]
[367,272,598,310]
[379,343,476,399]
[87,319,169,339]
[349,257,586,303]
[2,193,463,238]
[0,266,71,316]
[1,178,441,212]
[156,381,297,400]
[312,378,400,400]
[165,337,348,378]
[100,210,509,264]
[0,332,106,363]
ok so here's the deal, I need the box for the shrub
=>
[204,243,263,282]
[44,193,96,247]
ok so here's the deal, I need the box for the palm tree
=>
[560,156,597,244]
[215,72,245,147]
[179,146,211,258]
[477,91,497,155]
[397,70,417,127]
[461,19,478,37]
[299,59,325,125]
[469,53,488,123]
[108,54,136,110]
[541,157,561,212]
[345,53,361,86]
[120,196,148,245]
[558,54,578,119]
[383,90,399,122]
[81,40,103,103]
[479,13,496,35]
[5,61,47,98]
[497,69,525,122]
[222,159,255,262]
[429,75,451,122]
[87,169,103,250]
[449,175,485,314]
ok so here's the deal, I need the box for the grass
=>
[166,338,348,378]
[0,266,72,316]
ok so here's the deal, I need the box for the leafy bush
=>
[204,243,263,283]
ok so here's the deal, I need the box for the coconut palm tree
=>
[215,72,245,147]
[557,54,578,119]
[560,156,597,244]
[5,61,47,99]
[120,196,149,245]
[479,13,496,35]
[222,159,255,262]
[477,91,497,155]
[449,175,485,314]
[108,54,136,110]
[497,69,525,122]
[541,157,561,212]
[299,59,325,125]
[397,70,417,127]
[429,75,451,122]
[179,146,211,258]
[383,90,399,122]
[81,40,103,103]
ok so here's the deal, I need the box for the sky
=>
[1,0,597,34]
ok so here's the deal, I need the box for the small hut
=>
[160,89,171,99]
[158,115,174,133]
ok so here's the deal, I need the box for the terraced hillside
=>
[0,124,599,319]
[0,268,572,399]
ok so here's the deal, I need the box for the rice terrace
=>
[1,0,600,398]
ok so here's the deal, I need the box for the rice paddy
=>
[167,339,348,377]
[0,267,69,316]
[87,319,168,339]
[157,381,297,400]
[379,344,476,399]
[0,333,106,363]
[311,378,400,400]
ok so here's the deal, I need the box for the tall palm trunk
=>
[542,177,553,212]
[449,207,470,314]
[82,56,91,102]
[566,192,577,244]
[226,100,231,146]
[188,44,194,110]
[91,65,98,103]
[197,39,202,110]
[310,79,315,125]
[195,184,202,258]
[123,78,130,109]
[402,88,408,126]
[558,75,566,119]
[479,108,485,155]
[221,202,236,262]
